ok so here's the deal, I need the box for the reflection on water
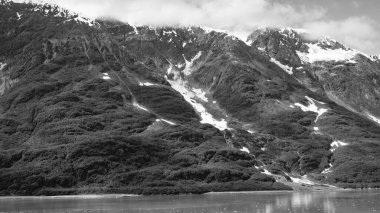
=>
[267,192,337,213]
[323,200,336,213]
[0,190,379,213]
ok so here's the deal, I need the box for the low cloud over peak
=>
[27,0,380,55]
[302,16,380,55]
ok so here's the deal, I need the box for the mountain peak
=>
[249,26,377,65]
[1,0,380,196]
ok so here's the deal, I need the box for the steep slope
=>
[0,1,379,195]
[0,1,289,195]
[249,27,380,124]
[248,27,380,187]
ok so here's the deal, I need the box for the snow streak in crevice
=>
[289,175,316,185]
[133,100,149,112]
[291,96,328,122]
[166,64,229,131]
[322,163,333,174]
[240,147,250,154]
[270,58,293,75]
[0,62,6,71]
[366,113,380,125]
[182,51,202,76]
[138,81,159,87]
[330,140,348,152]
[153,118,176,126]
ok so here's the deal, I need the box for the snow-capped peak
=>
[200,26,228,35]
[200,26,252,45]
[251,27,378,64]
[296,43,359,64]
[279,27,307,38]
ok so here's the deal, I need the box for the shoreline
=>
[1,188,378,199]
[0,194,140,200]
[205,188,380,195]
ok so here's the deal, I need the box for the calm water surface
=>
[0,190,379,213]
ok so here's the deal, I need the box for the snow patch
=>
[257,47,265,52]
[366,113,380,125]
[270,58,293,75]
[171,81,228,130]
[240,147,250,154]
[133,101,149,112]
[313,126,322,135]
[247,130,255,134]
[167,63,182,80]
[166,64,174,74]
[292,96,328,122]
[330,140,348,152]
[102,73,111,80]
[262,169,273,176]
[156,119,176,125]
[192,88,208,102]
[297,43,359,63]
[73,16,95,26]
[182,51,202,76]
[16,12,21,20]
[322,163,333,174]
[139,81,157,87]
[163,30,177,37]
[176,63,184,68]
[166,71,229,131]
[289,175,315,185]
[256,166,278,182]
[201,26,228,34]
[0,62,6,71]
[244,39,253,46]
[132,25,139,34]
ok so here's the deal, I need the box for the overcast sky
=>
[38,0,380,55]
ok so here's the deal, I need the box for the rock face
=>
[0,1,379,195]
[250,27,380,120]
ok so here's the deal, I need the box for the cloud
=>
[303,16,380,54]
[41,0,325,33]
[23,0,380,54]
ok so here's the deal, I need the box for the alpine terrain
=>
[0,1,379,195]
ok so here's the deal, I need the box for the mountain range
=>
[0,0,379,195]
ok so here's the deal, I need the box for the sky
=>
[34,0,380,55]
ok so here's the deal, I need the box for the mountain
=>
[0,1,379,195]
[249,27,380,121]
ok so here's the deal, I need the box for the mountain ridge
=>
[0,0,379,195]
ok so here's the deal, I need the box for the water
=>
[0,190,379,213]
